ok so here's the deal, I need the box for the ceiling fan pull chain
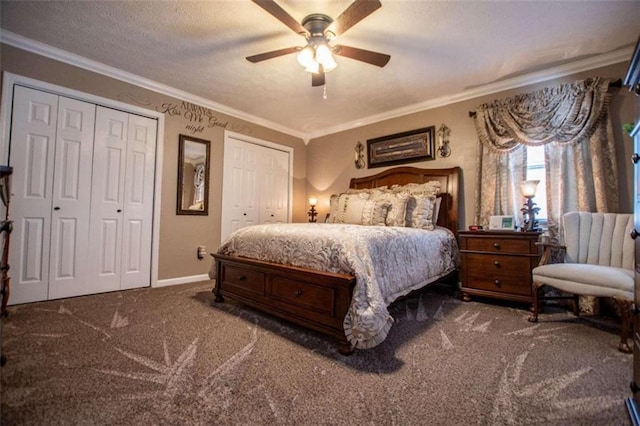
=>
[323,83,328,100]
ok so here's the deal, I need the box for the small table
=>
[458,230,541,304]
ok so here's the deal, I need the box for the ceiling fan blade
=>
[252,0,307,35]
[246,47,300,63]
[333,44,390,67]
[312,66,325,87]
[326,0,382,37]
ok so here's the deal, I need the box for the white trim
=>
[306,47,633,140]
[224,130,294,224]
[0,72,164,289]
[1,30,631,142]
[0,30,306,141]
[156,274,212,288]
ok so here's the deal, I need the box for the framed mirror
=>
[177,134,210,215]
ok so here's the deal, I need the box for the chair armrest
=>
[535,242,566,266]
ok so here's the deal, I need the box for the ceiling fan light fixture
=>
[315,44,337,72]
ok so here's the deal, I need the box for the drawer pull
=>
[238,275,247,281]
[493,242,501,249]
[493,260,501,267]
[494,280,501,287]
[294,289,303,297]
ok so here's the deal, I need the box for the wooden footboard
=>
[212,253,356,354]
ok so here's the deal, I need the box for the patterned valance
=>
[472,77,613,152]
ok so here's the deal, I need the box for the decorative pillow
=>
[361,199,391,226]
[328,194,340,223]
[345,186,387,194]
[392,180,441,197]
[432,196,442,226]
[339,193,370,224]
[370,189,412,227]
[411,194,437,230]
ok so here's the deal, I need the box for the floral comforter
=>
[210,223,459,349]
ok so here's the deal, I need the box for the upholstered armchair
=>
[528,212,634,353]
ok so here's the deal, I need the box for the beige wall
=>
[1,43,636,283]
[306,62,639,229]
[0,44,306,281]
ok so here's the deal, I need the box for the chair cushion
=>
[533,263,633,300]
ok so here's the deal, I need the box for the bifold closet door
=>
[9,86,96,303]
[88,107,156,292]
[221,137,261,241]
[259,147,289,224]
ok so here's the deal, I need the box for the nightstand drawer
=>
[464,236,532,254]
[464,254,532,296]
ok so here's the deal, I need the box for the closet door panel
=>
[120,114,156,290]
[221,138,260,242]
[48,97,96,300]
[9,86,58,304]
[260,147,289,224]
[88,107,127,293]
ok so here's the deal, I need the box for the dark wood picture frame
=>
[177,134,211,216]
[367,126,436,169]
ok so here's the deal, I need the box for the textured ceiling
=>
[1,1,638,140]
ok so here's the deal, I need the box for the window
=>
[525,145,547,222]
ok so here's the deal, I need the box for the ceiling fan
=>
[246,0,391,87]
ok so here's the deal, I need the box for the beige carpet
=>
[0,281,632,425]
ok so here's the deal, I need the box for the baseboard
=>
[155,274,211,288]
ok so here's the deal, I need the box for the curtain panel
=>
[472,77,618,236]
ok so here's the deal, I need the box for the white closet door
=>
[221,137,260,242]
[260,147,289,224]
[8,86,58,304]
[88,107,128,293]
[120,113,156,290]
[47,97,96,300]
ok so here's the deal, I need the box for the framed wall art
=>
[367,126,436,168]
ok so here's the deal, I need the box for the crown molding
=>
[0,30,306,141]
[1,30,631,144]
[306,46,634,140]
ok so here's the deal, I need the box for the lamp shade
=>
[308,196,318,207]
[296,46,315,69]
[315,44,337,71]
[520,180,540,198]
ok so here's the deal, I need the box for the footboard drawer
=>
[212,253,355,353]
[218,264,266,297]
[269,275,335,316]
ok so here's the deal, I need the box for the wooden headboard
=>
[349,166,461,234]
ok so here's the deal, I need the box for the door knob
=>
[53,206,60,211]
[631,229,639,240]
[632,153,640,164]
[117,209,122,213]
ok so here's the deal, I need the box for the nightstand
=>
[458,230,541,304]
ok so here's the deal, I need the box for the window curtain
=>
[472,77,618,240]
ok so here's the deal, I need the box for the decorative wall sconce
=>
[437,124,451,158]
[520,180,541,232]
[354,141,365,169]
[308,196,318,223]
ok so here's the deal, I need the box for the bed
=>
[210,166,461,354]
